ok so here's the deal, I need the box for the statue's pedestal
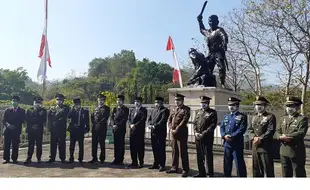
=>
[167,87,242,107]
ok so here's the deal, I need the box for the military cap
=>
[12,95,20,102]
[284,96,303,106]
[228,97,241,105]
[253,96,269,105]
[135,97,143,102]
[55,93,65,99]
[33,96,43,102]
[97,94,106,99]
[200,96,211,103]
[155,96,164,102]
[73,97,81,104]
[117,95,125,101]
[174,93,185,100]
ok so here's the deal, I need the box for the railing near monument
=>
[0,104,254,150]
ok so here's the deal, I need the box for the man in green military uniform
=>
[248,96,276,177]
[193,96,217,177]
[47,93,70,163]
[24,96,47,164]
[274,96,308,177]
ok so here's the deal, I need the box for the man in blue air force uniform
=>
[220,97,247,177]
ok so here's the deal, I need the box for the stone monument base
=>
[167,87,242,107]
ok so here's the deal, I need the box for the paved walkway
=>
[0,138,309,177]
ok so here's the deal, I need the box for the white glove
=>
[113,125,117,128]
[195,133,200,138]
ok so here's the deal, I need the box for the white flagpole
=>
[42,0,48,98]
[172,49,183,88]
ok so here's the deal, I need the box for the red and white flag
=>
[166,36,183,88]
[37,0,51,83]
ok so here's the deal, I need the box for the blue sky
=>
[0,0,276,84]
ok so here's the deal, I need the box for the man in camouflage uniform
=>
[67,97,90,163]
[248,96,276,177]
[24,96,47,164]
[274,96,308,177]
[166,93,191,177]
[47,93,70,163]
[89,94,110,164]
[193,96,217,177]
[2,95,25,164]
[110,95,129,165]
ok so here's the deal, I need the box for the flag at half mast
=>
[166,36,183,88]
[37,0,51,83]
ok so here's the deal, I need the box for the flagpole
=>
[172,49,183,88]
[42,0,48,99]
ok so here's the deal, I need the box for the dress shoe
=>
[12,160,18,164]
[24,159,31,165]
[193,173,206,177]
[159,167,166,172]
[78,160,83,164]
[181,171,189,177]
[148,165,159,169]
[138,164,144,168]
[2,160,10,164]
[100,160,105,164]
[61,160,67,164]
[126,163,138,169]
[37,159,41,163]
[46,159,55,163]
[166,169,178,174]
[69,158,74,163]
[88,159,98,164]
[111,160,117,165]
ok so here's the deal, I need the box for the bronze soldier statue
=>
[89,94,110,164]
[193,96,217,177]
[47,93,70,163]
[67,97,90,164]
[166,93,191,177]
[274,96,308,177]
[24,96,47,164]
[110,95,129,165]
[248,96,276,177]
[127,97,147,169]
[148,96,170,172]
[197,14,228,88]
[187,48,216,87]
[2,95,25,164]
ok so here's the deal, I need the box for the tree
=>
[245,0,310,113]
[224,8,269,95]
[226,47,250,92]
[0,67,38,104]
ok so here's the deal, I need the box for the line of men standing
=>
[1,93,308,178]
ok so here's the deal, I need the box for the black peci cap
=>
[155,96,164,102]
[55,93,65,100]
[117,95,125,101]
